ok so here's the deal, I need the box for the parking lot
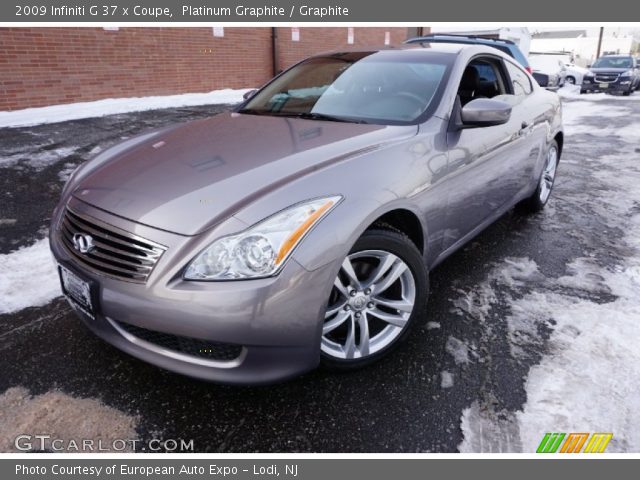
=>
[1,86,639,452]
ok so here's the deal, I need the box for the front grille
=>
[59,207,166,283]
[113,320,243,361]
[595,74,619,83]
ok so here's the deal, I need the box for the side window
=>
[505,61,532,96]
[457,57,508,106]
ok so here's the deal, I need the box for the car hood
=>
[72,112,415,235]
[589,67,630,74]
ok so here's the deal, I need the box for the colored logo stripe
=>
[583,433,613,453]
[537,433,565,453]
[560,433,589,453]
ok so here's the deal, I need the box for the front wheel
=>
[320,228,428,369]
[518,140,559,213]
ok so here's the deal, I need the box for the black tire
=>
[320,228,428,370]
[580,89,587,94]
[623,87,633,96]
[518,139,560,214]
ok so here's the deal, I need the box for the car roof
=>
[312,42,503,60]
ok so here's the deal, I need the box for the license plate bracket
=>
[599,83,609,88]
[59,265,97,318]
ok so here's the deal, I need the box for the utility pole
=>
[596,27,604,59]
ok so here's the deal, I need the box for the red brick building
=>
[0,27,430,111]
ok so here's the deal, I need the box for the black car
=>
[581,55,640,95]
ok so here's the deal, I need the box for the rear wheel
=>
[518,140,559,213]
[320,229,427,370]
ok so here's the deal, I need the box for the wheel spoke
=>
[323,311,350,334]
[325,301,348,319]
[343,317,357,358]
[368,307,408,328]
[340,257,361,290]
[372,296,414,313]
[333,276,349,298]
[358,312,370,356]
[372,261,408,295]
[364,252,397,288]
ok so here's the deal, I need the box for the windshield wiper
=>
[237,109,369,124]
[281,112,370,124]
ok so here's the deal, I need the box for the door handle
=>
[521,121,530,130]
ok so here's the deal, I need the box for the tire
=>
[580,89,587,94]
[566,76,576,85]
[518,140,559,213]
[320,228,428,370]
[623,87,633,96]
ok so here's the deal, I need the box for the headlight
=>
[620,69,633,77]
[184,196,342,280]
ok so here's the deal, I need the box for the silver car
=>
[50,43,563,384]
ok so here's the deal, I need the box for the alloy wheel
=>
[539,145,558,204]
[321,250,416,360]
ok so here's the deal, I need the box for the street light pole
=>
[596,27,604,59]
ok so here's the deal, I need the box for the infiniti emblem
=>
[72,233,95,254]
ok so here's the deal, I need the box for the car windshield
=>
[239,51,452,125]
[592,57,632,69]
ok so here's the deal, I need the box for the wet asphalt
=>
[0,96,635,452]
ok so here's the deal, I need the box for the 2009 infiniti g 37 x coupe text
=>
[50,43,563,384]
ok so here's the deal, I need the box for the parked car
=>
[581,55,640,95]
[405,34,532,73]
[563,63,590,85]
[529,55,567,90]
[50,44,563,384]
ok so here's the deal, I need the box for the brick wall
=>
[274,27,411,72]
[0,27,425,111]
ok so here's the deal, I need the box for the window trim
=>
[504,58,533,96]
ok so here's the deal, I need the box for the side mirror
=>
[460,98,512,127]
[242,89,258,100]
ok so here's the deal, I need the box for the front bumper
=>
[582,77,634,93]
[49,198,337,385]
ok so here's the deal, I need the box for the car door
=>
[441,56,537,253]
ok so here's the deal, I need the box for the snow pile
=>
[0,88,252,128]
[0,238,62,314]
[0,387,139,452]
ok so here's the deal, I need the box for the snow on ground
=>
[0,238,61,314]
[441,371,454,389]
[0,88,251,128]
[0,387,139,452]
[445,336,473,365]
[1,146,78,170]
[458,97,640,452]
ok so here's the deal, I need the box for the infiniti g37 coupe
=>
[50,43,563,384]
